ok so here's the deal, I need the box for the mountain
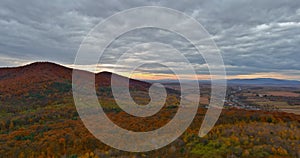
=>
[0,62,180,113]
[0,62,161,112]
[0,62,151,90]
[228,78,300,86]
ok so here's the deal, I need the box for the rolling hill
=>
[0,62,142,112]
[0,62,179,112]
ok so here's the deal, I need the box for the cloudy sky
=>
[0,0,300,80]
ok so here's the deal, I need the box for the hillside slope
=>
[0,62,178,112]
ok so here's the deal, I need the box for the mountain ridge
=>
[0,62,154,112]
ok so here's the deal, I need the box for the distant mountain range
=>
[146,78,300,86]
[227,78,300,86]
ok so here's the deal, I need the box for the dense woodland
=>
[1,103,300,158]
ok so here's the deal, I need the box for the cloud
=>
[0,0,299,80]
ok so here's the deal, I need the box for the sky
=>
[0,0,300,80]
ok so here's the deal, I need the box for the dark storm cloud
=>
[0,0,299,78]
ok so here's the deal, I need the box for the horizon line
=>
[1,61,300,82]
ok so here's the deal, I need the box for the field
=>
[227,85,300,115]
[265,91,300,97]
